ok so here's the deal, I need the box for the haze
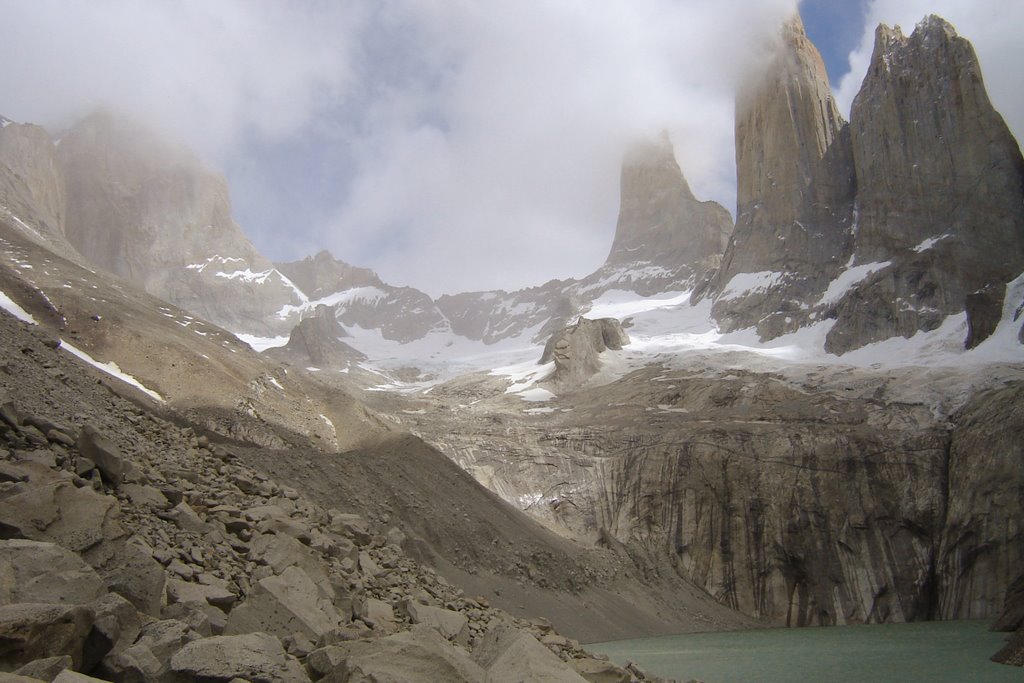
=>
[1,0,1021,296]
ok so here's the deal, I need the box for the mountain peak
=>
[604,132,730,274]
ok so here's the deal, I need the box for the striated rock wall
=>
[409,367,1024,628]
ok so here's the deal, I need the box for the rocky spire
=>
[710,13,855,336]
[604,131,731,274]
[849,16,1024,264]
[824,16,1024,352]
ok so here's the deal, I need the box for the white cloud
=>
[835,0,1024,143]
[323,0,798,294]
[3,1,1018,298]
[0,0,365,160]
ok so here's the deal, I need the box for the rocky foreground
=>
[0,309,677,682]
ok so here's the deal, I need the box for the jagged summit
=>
[605,131,731,275]
[708,12,1024,352]
[275,250,383,300]
[707,12,856,338]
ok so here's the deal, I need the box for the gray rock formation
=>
[0,283,669,681]
[407,360,1024,628]
[539,317,629,389]
[0,119,71,256]
[265,304,365,370]
[56,111,303,335]
[826,16,1024,353]
[710,14,855,337]
[606,131,731,274]
[711,15,1024,352]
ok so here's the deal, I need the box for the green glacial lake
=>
[590,620,1019,683]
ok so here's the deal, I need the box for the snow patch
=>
[518,387,555,402]
[913,234,953,253]
[0,290,37,324]
[719,271,784,301]
[587,289,691,320]
[60,341,164,402]
[235,333,288,352]
[818,262,891,306]
[215,268,274,284]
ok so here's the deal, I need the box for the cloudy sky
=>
[1,0,1021,296]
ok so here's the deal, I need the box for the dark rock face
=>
[936,384,1024,620]
[606,132,731,274]
[825,17,1024,352]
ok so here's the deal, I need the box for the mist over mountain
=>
[0,7,1023,681]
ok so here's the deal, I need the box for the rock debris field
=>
[0,310,670,682]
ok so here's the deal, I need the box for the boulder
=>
[83,592,141,671]
[328,513,372,547]
[76,426,130,487]
[160,503,209,535]
[51,672,108,682]
[0,540,106,606]
[101,618,201,683]
[399,599,469,644]
[0,603,94,671]
[317,625,486,683]
[11,655,72,681]
[247,533,336,599]
[169,631,309,682]
[992,628,1024,667]
[95,541,167,617]
[223,566,342,641]
[353,597,395,633]
[0,480,125,566]
[472,624,588,683]
[0,674,47,683]
[166,579,236,614]
[570,657,632,683]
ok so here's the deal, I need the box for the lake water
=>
[590,620,1020,683]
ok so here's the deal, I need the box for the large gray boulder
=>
[398,599,469,644]
[0,540,106,606]
[472,624,588,683]
[0,480,125,566]
[315,625,486,683]
[223,566,342,641]
[0,603,95,671]
[169,631,309,682]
